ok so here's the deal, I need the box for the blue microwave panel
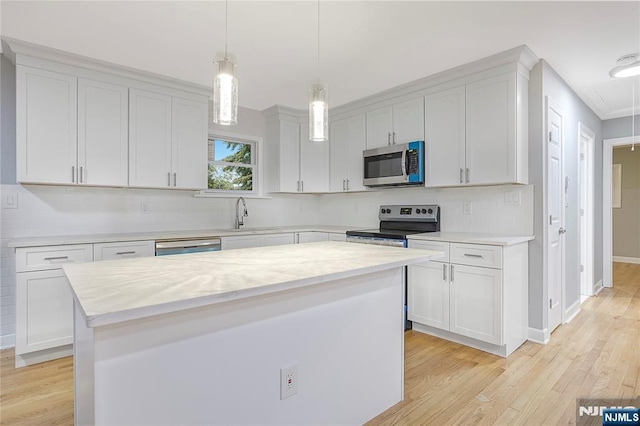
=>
[407,141,424,183]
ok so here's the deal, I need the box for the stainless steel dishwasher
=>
[155,237,222,256]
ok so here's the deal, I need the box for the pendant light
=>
[213,0,238,126]
[309,0,328,142]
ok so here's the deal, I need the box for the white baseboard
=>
[594,279,604,295]
[612,256,640,264]
[0,334,15,350]
[527,327,549,344]
[564,300,580,323]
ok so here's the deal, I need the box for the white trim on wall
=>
[603,136,640,288]
[527,327,550,345]
[578,122,595,301]
[612,256,640,264]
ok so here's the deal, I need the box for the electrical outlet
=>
[504,191,521,206]
[2,192,18,209]
[141,202,150,214]
[463,202,472,215]
[280,365,297,400]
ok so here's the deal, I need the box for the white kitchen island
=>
[63,241,442,425]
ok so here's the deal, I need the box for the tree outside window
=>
[208,138,256,193]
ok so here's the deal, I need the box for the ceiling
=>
[2,1,639,120]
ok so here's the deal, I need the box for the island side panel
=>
[73,299,95,425]
[88,268,404,425]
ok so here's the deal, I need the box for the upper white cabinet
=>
[330,114,366,192]
[17,66,78,184]
[424,72,528,187]
[264,107,328,193]
[78,78,129,186]
[8,38,211,190]
[366,97,424,149]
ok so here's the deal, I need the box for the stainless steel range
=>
[346,204,441,329]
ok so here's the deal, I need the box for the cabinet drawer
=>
[94,241,155,261]
[408,240,450,262]
[450,243,502,269]
[16,244,93,272]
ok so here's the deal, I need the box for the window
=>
[207,137,257,194]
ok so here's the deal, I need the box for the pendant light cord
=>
[317,0,320,83]
[224,0,229,59]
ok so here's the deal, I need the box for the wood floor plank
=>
[1,263,638,425]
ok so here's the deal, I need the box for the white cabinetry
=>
[221,233,295,250]
[16,66,77,184]
[330,114,366,192]
[296,232,329,244]
[129,90,207,189]
[93,241,155,261]
[408,239,528,357]
[328,233,347,242]
[15,244,93,366]
[265,107,328,193]
[366,98,424,149]
[424,72,527,187]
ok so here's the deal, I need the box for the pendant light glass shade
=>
[309,81,328,141]
[213,52,238,126]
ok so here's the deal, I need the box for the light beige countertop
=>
[407,232,534,246]
[63,241,443,328]
[8,225,355,248]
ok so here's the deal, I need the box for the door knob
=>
[559,227,566,235]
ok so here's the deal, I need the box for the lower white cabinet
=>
[221,233,295,251]
[296,232,329,244]
[408,239,528,357]
[94,240,155,261]
[328,233,347,242]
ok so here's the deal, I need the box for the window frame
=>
[203,134,259,196]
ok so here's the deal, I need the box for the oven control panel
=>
[378,205,439,221]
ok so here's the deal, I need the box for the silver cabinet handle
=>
[559,228,567,235]
[115,251,136,256]
[80,166,84,183]
[387,132,391,146]
[72,166,75,183]
[443,263,447,281]
[393,131,396,145]
[301,181,304,192]
[343,179,346,191]
[173,172,177,187]
[459,168,463,184]
[465,168,470,183]
[346,179,350,190]
[450,265,454,282]
[44,256,69,261]
[168,172,171,186]
[464,253,483,258]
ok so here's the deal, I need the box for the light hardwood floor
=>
[1,263,639,425]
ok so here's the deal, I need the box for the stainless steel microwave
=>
[363,141,424,187]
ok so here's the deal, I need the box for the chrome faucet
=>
[234,197,248,229]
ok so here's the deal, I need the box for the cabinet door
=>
[296,232,329,244]
[329,118,349,192]
[345,114,366,191]
[15,269,73,354]
[365,106,393,149]
[392,97,424,145]
[300,123,329,192]
[78,78,128,186]
[93,241,155,261]
[172,98,208,189]
[260,233,295,247]
[465,73,516,185]
[221,235,261,250]
[17,66,77,184]
[425,87,466,187]
[129,89,172,188]
[279,120,301,192]
[449,264,503,345]
[408,261,449,330]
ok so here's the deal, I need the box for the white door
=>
[17,66,77,184]
[547,99,564,333]
[449,264,503,345]
[365,106,393,149]
[78,78,128,186]
[465,73,517,185]
[392,97,424,145]
[129,89,172,188]
[300,123,329,192]
[278,120,301,192]
[407,261,450,330]
[172,97,208,190]
[329,118,349,192]
[425,86,466,187]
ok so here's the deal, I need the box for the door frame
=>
[578,122,595,301]
[603,135,640,287]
